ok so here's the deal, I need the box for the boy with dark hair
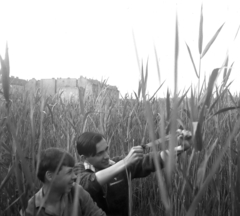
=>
[22,147,106,216]
[75,131,192,216]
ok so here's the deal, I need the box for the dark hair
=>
[76,132,104,157]
[37,148,75,182]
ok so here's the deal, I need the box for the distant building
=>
[0,75,119,102]
[78,76,119,102]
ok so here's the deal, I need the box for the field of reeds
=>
[1,5,240,216]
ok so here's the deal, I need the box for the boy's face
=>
[51,166,76,193]
[85,138,110,170]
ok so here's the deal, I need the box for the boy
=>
[22,147,106,216]
[75,131,192,216]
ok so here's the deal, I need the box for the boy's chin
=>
[65,186,73,193]
[65,182,74,192]
[97,162,110,170]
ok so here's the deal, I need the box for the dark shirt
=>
[21,184,106,216]
[75,152,164,216]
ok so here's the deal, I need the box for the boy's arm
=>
[75,147,144,187]
[19,197,36,216]
[131,130,192,178]
[78,185,106,216]
[160,141,191,162]
[95,160,127,185]
[74,162,102,195]
[95,147,143,185]
[159,130,192,162]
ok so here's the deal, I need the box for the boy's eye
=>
[96,152,103,156]
[95,146,108,157]
[67,169,73,174]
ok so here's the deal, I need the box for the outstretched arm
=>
[95,146,144,186]
[160,129,192,162]
[130,129,193,178]
[80,130,192,185]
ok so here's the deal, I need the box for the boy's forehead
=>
[59,166,73,173]
[96,139,108,152]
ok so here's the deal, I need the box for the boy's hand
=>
[176,129,192,152]
[124,146,144,166]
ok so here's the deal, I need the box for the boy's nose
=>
[103,151,109,160]
[72,172,77,180]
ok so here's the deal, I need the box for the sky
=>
[0,0,240,97]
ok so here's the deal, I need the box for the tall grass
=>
[1,5,240,216]
[1,72,239,216]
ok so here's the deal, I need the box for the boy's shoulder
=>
[72,183,90,196]
[23,186,87,215]
[21,188,43,216]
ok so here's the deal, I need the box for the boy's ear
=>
[45,171,53,182]
[80,155,87,162]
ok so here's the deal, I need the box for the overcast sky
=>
[0,0,239,97]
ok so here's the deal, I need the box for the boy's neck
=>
[94,167,101,172]
[42,184,63,204]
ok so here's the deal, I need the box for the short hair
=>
[76,132,104,157]
[37,148,75,182]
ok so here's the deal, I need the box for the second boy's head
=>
[37,148,76,193]
[76,132,110,170]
